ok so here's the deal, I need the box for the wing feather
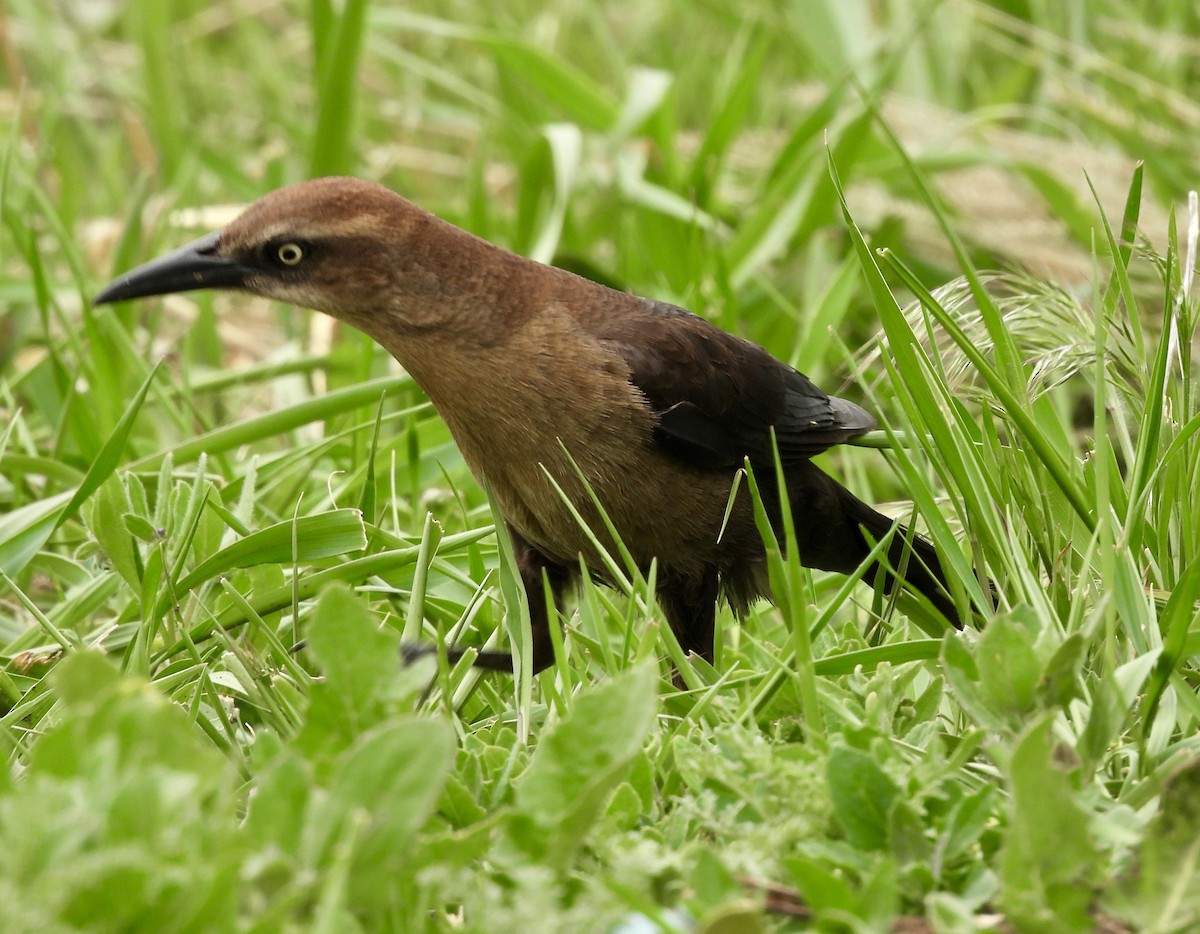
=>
[599,300,875,469]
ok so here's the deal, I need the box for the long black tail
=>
[786,462,963,627]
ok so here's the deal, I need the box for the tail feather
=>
[841,493,961,626]
[786,462,963,627]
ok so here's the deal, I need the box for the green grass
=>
[2,0,1200,930]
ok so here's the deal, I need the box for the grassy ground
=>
[2,1,1199,930]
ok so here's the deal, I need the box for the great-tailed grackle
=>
[95,177,969,673]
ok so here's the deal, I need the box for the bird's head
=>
[93,177,467,334]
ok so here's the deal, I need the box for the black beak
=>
[93,231,254,305]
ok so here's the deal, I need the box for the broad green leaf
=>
[33,651,225,780]
[813,639,941,676]
[314,719,454,908]
[295,584,401,759]
[973,616,1042,725]
[941,633,1000,731]
[1109,758,1200,930]
[826,745,899,851]
[174,509,367,593]
[243,747,313,859]
[83,477,139,585]
[784,853,857,916]
[512,663,657,869]
[1000,718,1098,933]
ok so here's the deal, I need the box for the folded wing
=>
[600,300,875,469]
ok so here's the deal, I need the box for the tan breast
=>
[404,305,647,556]
[396,300,753,576]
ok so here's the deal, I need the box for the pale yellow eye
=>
[277,242,304,266]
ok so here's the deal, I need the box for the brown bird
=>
[95,177,968,674]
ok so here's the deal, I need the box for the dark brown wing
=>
[599,300,875,469]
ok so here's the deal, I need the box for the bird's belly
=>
[485,447,750,578]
